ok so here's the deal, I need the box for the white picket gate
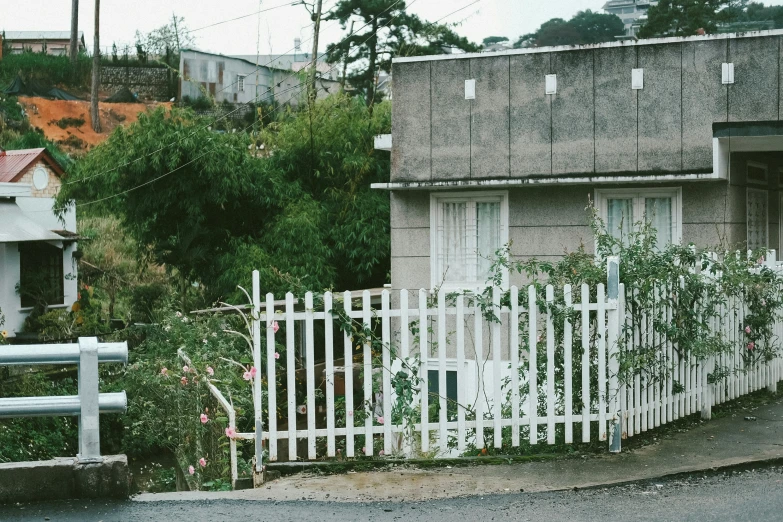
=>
[242,254,783,467]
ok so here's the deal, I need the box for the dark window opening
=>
[428,369,458,420]
[19,242,64,308]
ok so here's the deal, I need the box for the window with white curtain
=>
[747,188,768,251]
[595,188,682,249]
[430,192,508,289]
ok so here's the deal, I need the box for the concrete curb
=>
[0,454,131,504]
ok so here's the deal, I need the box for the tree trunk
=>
[91,0,101,133]
[366,18,378,109]
[69,0,79,65]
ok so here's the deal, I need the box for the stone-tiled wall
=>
[392,34,783,183]
[16,161,61,198]
[101,66,170,99]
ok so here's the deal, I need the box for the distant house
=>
[603,0,658,37]
[0,148,77,339]
[3,31,86,56]
[179,48,340,108]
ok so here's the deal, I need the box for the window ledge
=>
[18,304,68,313]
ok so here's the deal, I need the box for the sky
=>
[4,0,783,59]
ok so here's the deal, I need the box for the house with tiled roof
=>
[0,147,77,340]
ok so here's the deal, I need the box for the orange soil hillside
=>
[19,97,172,153]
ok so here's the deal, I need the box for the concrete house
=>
[179,49,340,108]
[3,31,86,56]
[0,148,77,339]
[374,30,783,292]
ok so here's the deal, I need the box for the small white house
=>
[0,148,77,339]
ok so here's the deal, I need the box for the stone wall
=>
[100,66,171,100]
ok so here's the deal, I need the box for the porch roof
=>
[0,200,63,243]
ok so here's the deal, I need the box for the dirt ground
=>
[18,96,172,153]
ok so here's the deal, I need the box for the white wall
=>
[0,198,77,338]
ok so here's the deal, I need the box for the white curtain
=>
[607,198,633,244]
[441,202,468,283]
[476,202,501,282]
[644,197,673,249]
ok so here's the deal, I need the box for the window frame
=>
[594,187,683,248]
[747,187,769,251]
[746,160,769,186]
[429,190,509,291]
[237,74,246,93]
[18,242,65,308]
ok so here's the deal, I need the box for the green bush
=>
[0,52,92,89]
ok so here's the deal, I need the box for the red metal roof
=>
[0,148,65,183]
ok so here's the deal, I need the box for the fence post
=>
[252,270,264,486]
[701,358,713,420]
[607,257,622,453]
[767,251,778,394]
[77,337,101,461]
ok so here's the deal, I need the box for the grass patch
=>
[52,116,85,129]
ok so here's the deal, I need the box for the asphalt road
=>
[3,466,783,521]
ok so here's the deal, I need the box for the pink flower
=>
[745,326,752,334]
[188,465,195,475]
[199,457,207,467]
[200,413,208,424]
[376,416,384,424]
[347,410,353,417]
[297,404,307,415]
[336,449,341,454]
[762,299,767,306]
[225,427,237,439]
[362,447,366,453]
[748,341,755,351]
[160,367,168,376]
[206,366,214,376]
[379,450,385,456]
[181,376,188,385]
[274,352,280,360]
[271,321,280,333]
[182,365,189,373]
[243,366,258,381]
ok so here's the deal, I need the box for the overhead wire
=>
[65,0,407,186]
[67,0,482,209]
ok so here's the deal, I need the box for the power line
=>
[66,0,407,187]
[67,0,481,208]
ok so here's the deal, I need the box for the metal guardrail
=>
[0,337,128,462]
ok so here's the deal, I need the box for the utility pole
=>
[91,0,102,132]
[340,20,355,92]
[70,0,79,66]
[308,0,323,103]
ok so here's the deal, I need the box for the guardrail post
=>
[607,256,622,454]
[78,337,101,461]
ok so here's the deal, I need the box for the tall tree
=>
[326,0,480,108]
[515,10,624,48]
[638,0,726,38]
[69,0,79,65]
[91,0,101,132]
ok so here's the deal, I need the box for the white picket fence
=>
[242,255,783,465]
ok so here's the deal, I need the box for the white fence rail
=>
[244,254,783,466]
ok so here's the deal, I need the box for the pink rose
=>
[271,321,280,333]
[160,367,168,376]
[188,465,195,475]
[200,413,208,424]
[225,427,237,439]
[181,376,188,385]
[243,370,251,381]
[376,416,384,424]
[379,450,385,456]
[182,365,189,373]
[243,366,258,381]
[250,366,257,378]
[206,366,214,376]
[297,404,307,415]
[745,326,751,334]
[199,457,207,467]
[748,341,755,351]
[274,352,280,360]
